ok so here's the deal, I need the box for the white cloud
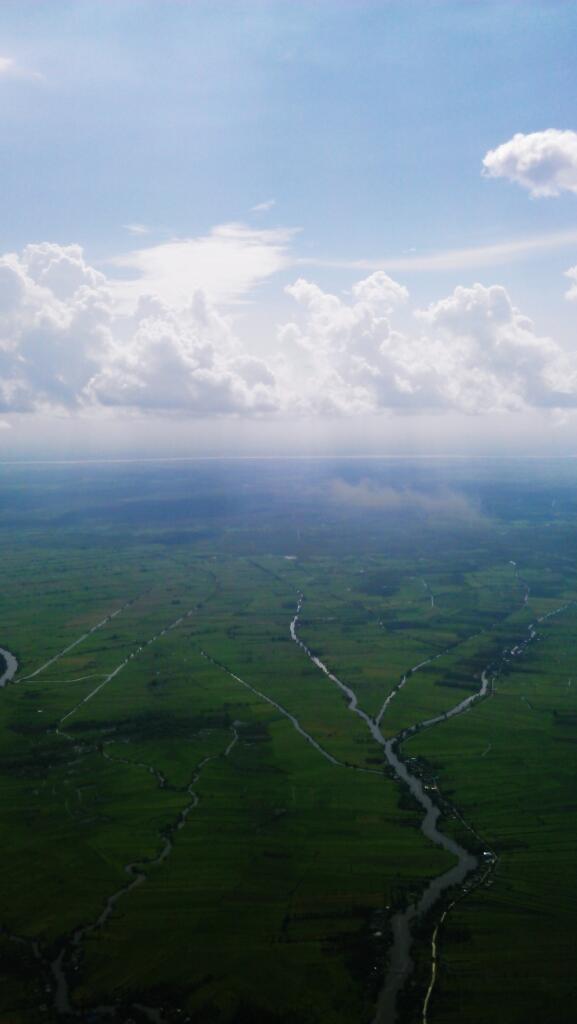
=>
[416,283,573,411]
[0,241,284,418]
[123,223,150,236]
[352,270,409,309]
[482,129,577,197]
[1,240,576,422]
[0,55,42,82]
[0,243,112,413]
[564,264,577,301]
[279,272,412,415]
[0,419,11,430]
[88,292,280,415]
[251,198,276,213]
[280,275,577,416]
[109,222,294,309]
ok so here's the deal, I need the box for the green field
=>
[1,458,577,1023]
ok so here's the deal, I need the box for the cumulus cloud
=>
[89,292,279,415]
[278,271,413,415]
[279,274,576,415]
[416,283,573,411]
[351,271,409,308]
[0,243,112,413]
[482,130,577,197]
[1,240,576,421]
[0,241,282,417]
[330,478,481,518]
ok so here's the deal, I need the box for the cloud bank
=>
[0,241,279,416]
[279,274,575,415]
[1,237,576,421]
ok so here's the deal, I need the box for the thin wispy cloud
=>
[123,223,151,236]
[109,222,296,308]
[298,228,577,274]
[0,55,43,82]
[251,198,276,213]
[564,264,577,300]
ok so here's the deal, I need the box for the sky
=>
[2,0,577,458]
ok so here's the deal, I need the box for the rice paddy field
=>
[1,457,577,1023]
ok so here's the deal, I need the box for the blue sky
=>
[3,0,577,456]
[4,1,577,251]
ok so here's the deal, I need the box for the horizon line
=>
[2,453,577,466]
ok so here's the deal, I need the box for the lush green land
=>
[1,459,577,1023]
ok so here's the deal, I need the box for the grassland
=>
[1,458,577,1022]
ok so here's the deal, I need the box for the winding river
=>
[289,594,564,1024]
[1,576,571,1023]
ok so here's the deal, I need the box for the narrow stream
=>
[289,593,568,1024]
[0,596,220,1020]
[45,602,219,1017]
[50,731,239,1018]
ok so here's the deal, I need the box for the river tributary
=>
[289,592,565,1023]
